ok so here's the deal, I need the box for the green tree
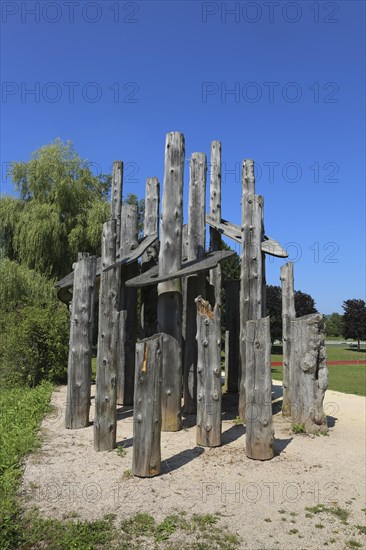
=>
[325,313,344,338]
[294,290,317,317]
[342,299,366,350]
[266,285,282,342]
[5,139,111,278]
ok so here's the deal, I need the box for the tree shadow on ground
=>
[116,405,134,421]
[274,437,293,455]
[221,423,245,445]
[116,436,133,449]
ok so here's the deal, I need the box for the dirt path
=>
[21,382,366,549]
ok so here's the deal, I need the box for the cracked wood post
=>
[141,177,160,338]
[94,221,119,450]
[133,333,163,477]
[157,131,184,432]
[65,253,97,429]
[239,160,263,421]
[183,152,207,414]
[224,280,240,393]
[196,297,222,447]
[280,262,295,416]
[117,203,138,405]
[245,316,274,460]
[209,141,222,308]
[290,313,328,433]
[110,161,123,253]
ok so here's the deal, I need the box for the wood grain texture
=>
[280,262,296,416]
[157,131,185,432]
[65,253,97,429]
[245,317,274,460]
[290,314,328,433]
[94,221,119,450]
[133,334,163,477]
[209,141,222,308]
[196,297,222,447]
[110,161,123,253]
[184,153,207,414]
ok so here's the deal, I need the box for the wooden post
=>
[209,141,222,307]
[157,131,185,432]
[141,177,160,338]
[224,280,240,393]
[183,153,207,413]
[65,253,97,429]
[280,262,295,416]
[245,316,274,460]
[290,313,328,433]
[117,203,138,405]
[110,161,123,253]
[196,297,222,447]
[239,176,263,421]
[94,221,119,450]
[133,333,163,477]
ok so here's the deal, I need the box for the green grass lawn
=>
[271,344,366,396]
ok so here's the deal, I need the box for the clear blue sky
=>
[1,0,365,313]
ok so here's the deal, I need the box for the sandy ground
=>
[21,382,366,549]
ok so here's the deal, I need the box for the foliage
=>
[5,139,111,278]
[266,285,282,342]
[294,290,318,317]
[0,382,53,549]
[342,299,366,349]
[325,312,344,338]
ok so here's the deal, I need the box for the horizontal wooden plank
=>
[55,234,158,290]
[126,250,236,288]
[205,214,288,258]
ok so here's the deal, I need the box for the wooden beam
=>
[280,262,295,416]
[125,250,235,288]
[65,253,97,429]
[157,131,185,432]
[94,221,119,450]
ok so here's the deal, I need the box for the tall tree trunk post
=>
[110,161,123,253]
[94,221,119,450]
[290,313,328,433]
[224,279,240,393]
[196,297,222,447]
[183,152,207,413]
[209,141,222,307]
[117,203,138,405]
[141,177,160,338]
[65,253,97,429]
[133,333,164,477]
[245,316,274,460]
[239,159,263,421]
[157,132,185,432]
[280,262,295,416]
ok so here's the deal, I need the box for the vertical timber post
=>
[132,333,163,477]
[110,161,123,253]
[141,177,160,338]
[280,262,295,416]
[224,280,240,393]
[65,253,97,429]
[245,317,274,460]
[117,203,138,405]
[196,297,222,447]
[183,152,207,413]
[239,160,263,421]
[157,131,185,432]
[209,141,222,307]
[94,221,119,450]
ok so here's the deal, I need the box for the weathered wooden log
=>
[239,185,264,421]
[110,161,123,253]
[224,280,240,393]
[132,333,163,477]
[157,131,185,432]
[141,178,160,338]
[245,317,274,460]
[117,203,138,405]
[209,141,222,308]
[94,221,119,450]
[290,314,328,433]
[184,153,207,414]
[280,262,295,416]
[196,297,222,447]
[65,253,97,429]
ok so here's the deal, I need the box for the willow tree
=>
[4,139,111,279]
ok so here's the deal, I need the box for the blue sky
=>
[1,0,365,313]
